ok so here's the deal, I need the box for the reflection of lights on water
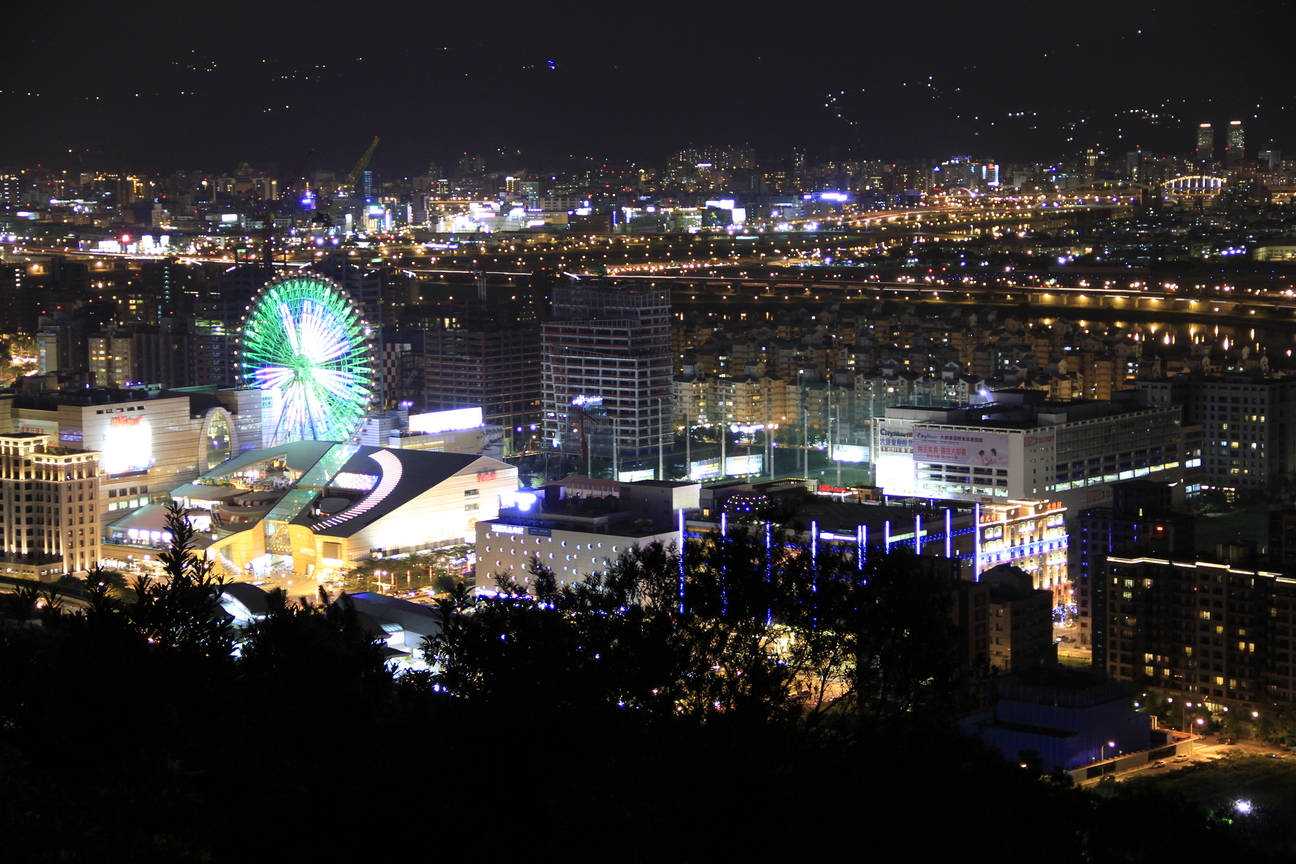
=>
[1235,799,1253,815]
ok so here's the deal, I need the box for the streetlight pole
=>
[685,389,691,480]
[793,370,803,479]
[833,382,842,488]
[656,396,664,480]
[764,394,773,482]
[720,420,727,481]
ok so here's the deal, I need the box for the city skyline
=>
[5,0,1293,175]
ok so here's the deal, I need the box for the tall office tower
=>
[309,258,385,328]
[360,169,380,201]
[1125,150,1151,182]
[0,174,20,206]
[1196,123,1214,162]
[456,153,486,178]
[1227,120,1245,163]
[542,283,672,468]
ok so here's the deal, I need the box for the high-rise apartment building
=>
[1140,374,1296,494]
[88,333,135,388]
[1075,481,1195,664]
[1104,548,1296,705]
[0,263,37,336]
[980,564,1057,672]
[542,283,672,465]
[1227,120,1245,163]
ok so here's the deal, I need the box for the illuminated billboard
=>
[877,421,914,455]
[875,453,916,497]
[725,454,764,476]
[912,429,1010,467]
[408,407,484,435]
[832,444,868,463]
[101,415,155,475]
[618,469,656,482]
[689,459,721,480]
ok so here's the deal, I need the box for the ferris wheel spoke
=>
[278,303,303,356]
[280,383,309,440]
[254,365,296,390]
[302,308,349,364]
[313,368,364,401]
[302,380,340,438]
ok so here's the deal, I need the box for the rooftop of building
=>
[5,385,177,410]
[991,665,1130,709]
[705,481,972,535]
[190,442,511,539]
[628,479,698,489]
[886,389,1175,430]
[981,564,1049,602]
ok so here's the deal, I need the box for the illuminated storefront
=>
[973,500,1070,604]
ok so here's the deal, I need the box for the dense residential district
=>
[7,137,1296,859]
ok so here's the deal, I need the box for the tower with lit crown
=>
[1227,120,1245,163]
[1195,123,1214,162]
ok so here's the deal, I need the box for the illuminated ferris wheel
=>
[239,273,376,447]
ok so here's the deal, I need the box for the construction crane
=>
[326,137,379,236]
[343,136,380,199]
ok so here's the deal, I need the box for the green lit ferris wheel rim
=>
[239,273,375,446]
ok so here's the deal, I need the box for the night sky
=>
[4,0,1292,176]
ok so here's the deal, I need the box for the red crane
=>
[571,404,605,465]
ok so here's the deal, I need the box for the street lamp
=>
[798,369,808,477]
[655,396,664,480]
[684,389,692,480]
[1101,740,1116,762]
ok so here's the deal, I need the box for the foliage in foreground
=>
[0,516,1284,861]
[427,532,970,731]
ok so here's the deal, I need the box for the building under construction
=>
[542,282,672,467]
[407,291,542,456]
